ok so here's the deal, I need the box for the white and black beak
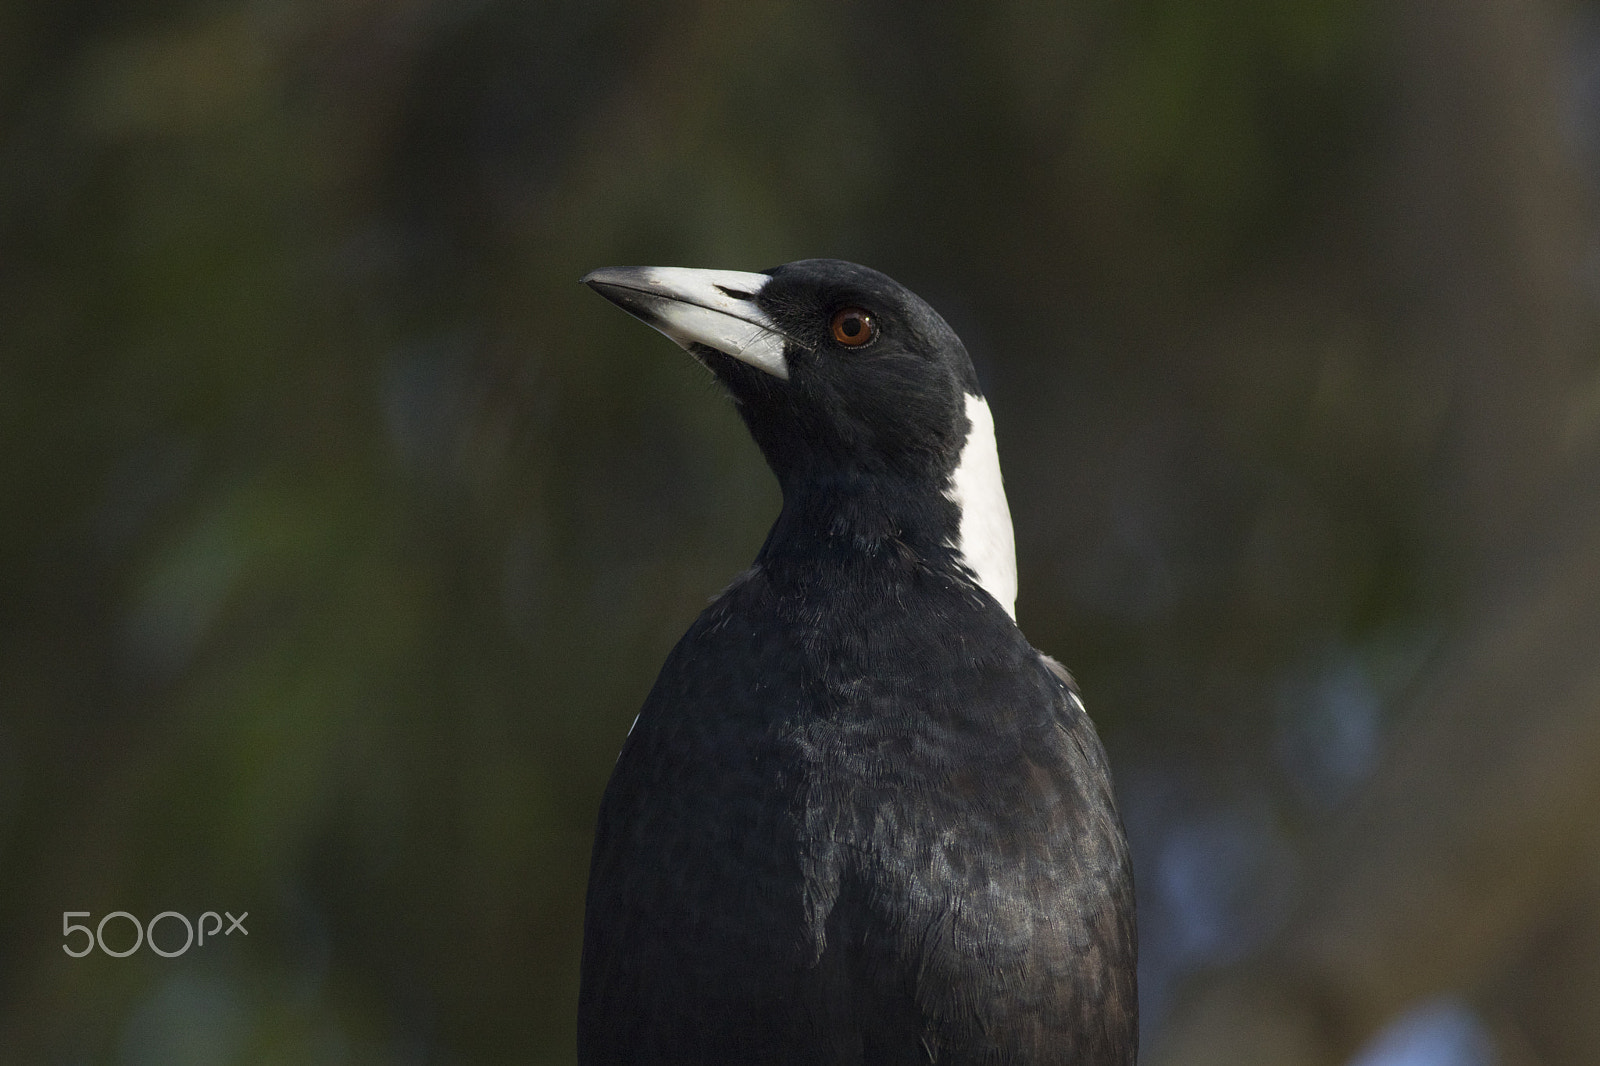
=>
[581,267,791,381]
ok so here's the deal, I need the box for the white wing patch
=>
[945,393,1018,619]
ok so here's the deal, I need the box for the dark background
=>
[4,1,1600,1063]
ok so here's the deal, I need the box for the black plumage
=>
[577,260,1136,1064]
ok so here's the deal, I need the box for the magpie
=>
[578,260,1136,1065]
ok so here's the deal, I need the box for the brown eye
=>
[829,307,876,347]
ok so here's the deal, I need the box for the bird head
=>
[582,258,1017,618]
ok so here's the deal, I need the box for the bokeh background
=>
[5,0,1600,1062]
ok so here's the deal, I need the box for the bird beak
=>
[581,267,791,380]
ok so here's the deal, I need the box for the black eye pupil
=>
[841,316,861,337]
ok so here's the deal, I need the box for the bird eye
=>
[829,307,876,348]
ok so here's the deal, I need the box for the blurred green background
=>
[4,1,1600,1063]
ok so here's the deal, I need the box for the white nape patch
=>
[639,267,790,380]
[945,393,1018,619]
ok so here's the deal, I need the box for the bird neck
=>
[750,394,1019,619]
[757,462,1018,620]
[760,471,956,565]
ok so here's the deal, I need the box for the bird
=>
[577,259,1136,1065]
